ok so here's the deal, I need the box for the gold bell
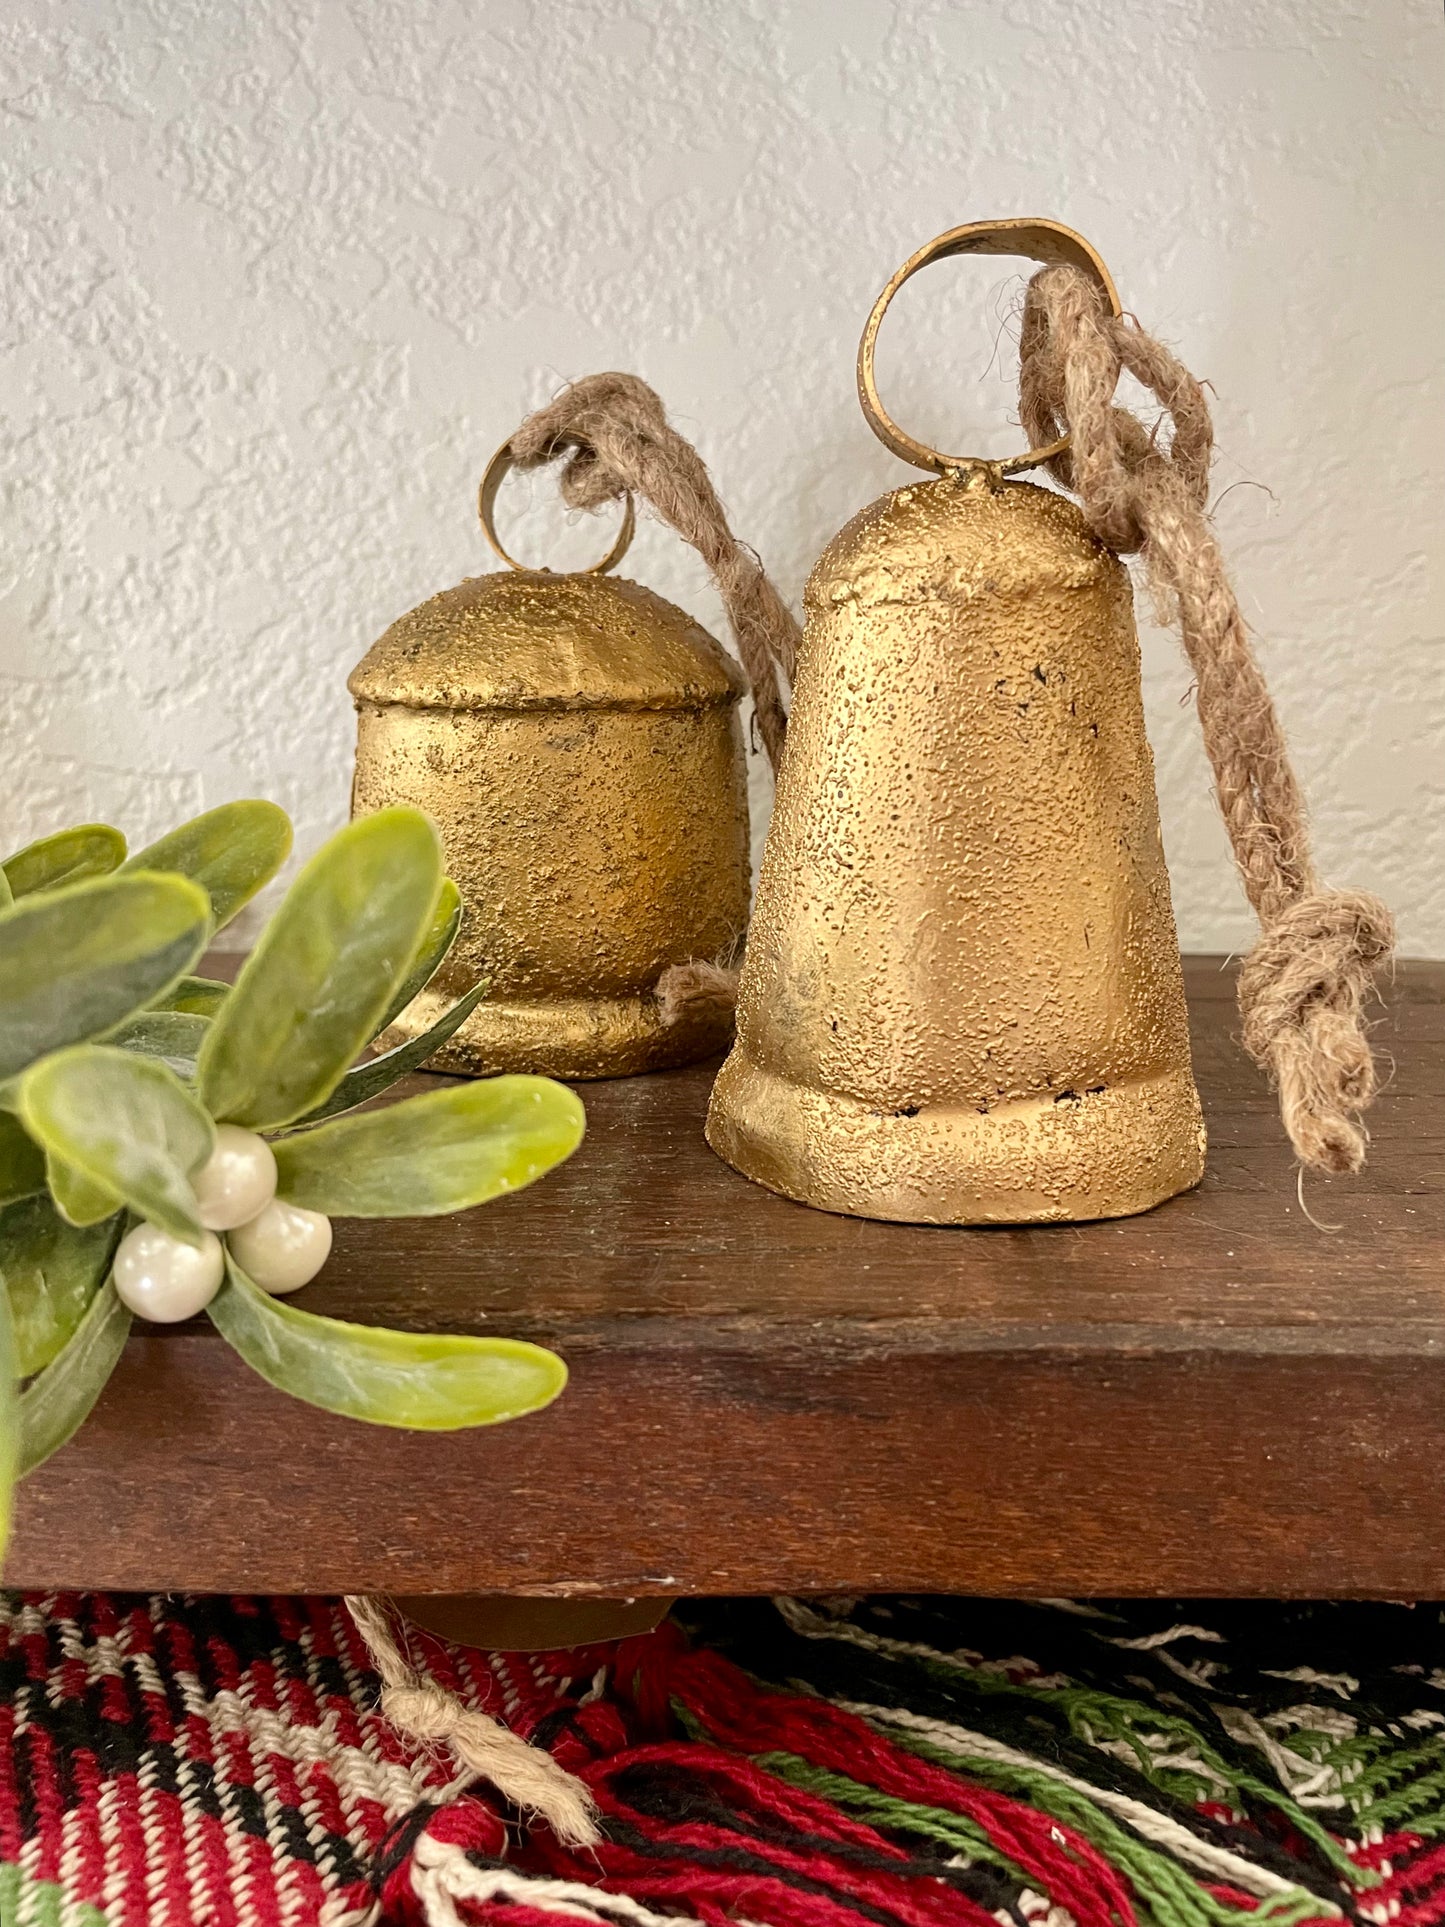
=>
[349,441,750,1079]
[708,220,1206,1222]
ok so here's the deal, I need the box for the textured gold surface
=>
[350,569,750,1079]
[350,569,746,709]
[707,473,1206,1223]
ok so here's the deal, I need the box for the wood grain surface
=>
[10,958,1443,1599]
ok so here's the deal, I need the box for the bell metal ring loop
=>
[856,217,1123,478]
[478,438,637,575]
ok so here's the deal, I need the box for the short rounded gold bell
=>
[707,219,1206,1224]
[350,441,751,1080]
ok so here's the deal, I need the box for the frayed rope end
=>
[655,959,740,1029]
[1237,888,1395,1175]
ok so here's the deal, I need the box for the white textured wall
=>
[2,0,1441,952]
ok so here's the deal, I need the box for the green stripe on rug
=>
[771,1602,1368,1883]
[0,1860,110,1927]
[755,1743,1330,1927]
[893,1730,1334,1927]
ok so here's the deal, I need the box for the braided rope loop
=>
[508,372,797,770]
[1019,265,1393,1173]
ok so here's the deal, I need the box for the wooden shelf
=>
[11,959,1444,1600]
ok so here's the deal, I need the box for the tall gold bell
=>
[706,220,1206,1223]
[350,452,750,1080]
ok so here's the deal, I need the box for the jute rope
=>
[508,372,798,769]
[507,373,800,1026]
[344,1595,600,1849]
[1017,264,1393,1174]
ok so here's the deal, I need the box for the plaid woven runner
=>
[5,1591,1445,1927]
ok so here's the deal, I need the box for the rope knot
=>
[1018,261,1393,1174]
[1237,889,1395,1174]
[1019,264,1213,557]
[345,1597,601,1850]
[504,372,796,767]
[382,1682,454,1744]
[510,372,669,512]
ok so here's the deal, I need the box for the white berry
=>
[193,1125,278,1231]
[228,1198,333,1294]
[114,1223,224,1323]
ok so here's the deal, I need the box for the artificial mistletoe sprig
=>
[0,801,585,1558]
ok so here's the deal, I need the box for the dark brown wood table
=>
[10,959,1443,1600]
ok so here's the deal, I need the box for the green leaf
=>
[0,868,11,910]
[21,1046,215,1243]
[273,1075,584,1217]
[104,1010,210,1078]
[0,1196,121,1376]
[123,799,292,932]
[3,824,127,898]
[18,1279,131,1476]
[149,976,231,1017]
[0,1114,45,1210]
[46,1155,122,1228]
[294,978,490,1125]
[0,871,212,1083]
[198,809,443,1131]
[210,1254,566,1430]
[374,877,463,1039]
